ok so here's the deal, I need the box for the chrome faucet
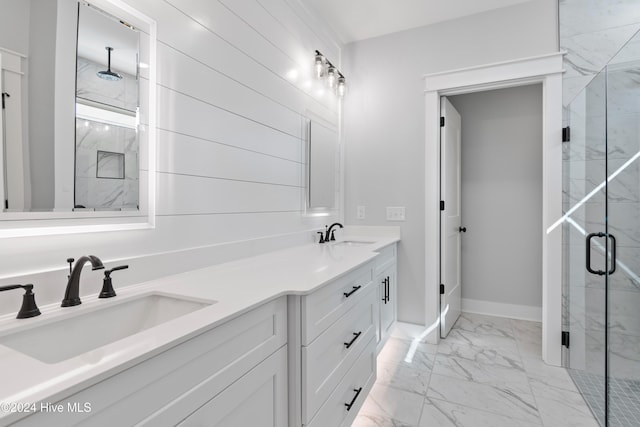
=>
[61,256,104,307]
[324,222,344,242]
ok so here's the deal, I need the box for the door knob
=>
[459,226,467,233]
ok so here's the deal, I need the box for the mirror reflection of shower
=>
[96,47,122,81]
[75,3,140,211]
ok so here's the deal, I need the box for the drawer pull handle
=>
[344,331,362,349]
[345,387,363,411]
[343,285,361,298]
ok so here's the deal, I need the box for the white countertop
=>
[0,235,398,424]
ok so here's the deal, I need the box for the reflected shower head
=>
[96,47,122,81]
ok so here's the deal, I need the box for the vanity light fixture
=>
[314,50,346,97]
[314,52,325,78]
[327,65,337,88]
[97,47,123,81]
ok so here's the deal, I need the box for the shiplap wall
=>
[0,0,343,316]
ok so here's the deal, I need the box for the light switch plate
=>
[386,207,405,221]
[356,206,366,219]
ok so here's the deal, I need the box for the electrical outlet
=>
[356,206,366,219]
[386,207,406,221]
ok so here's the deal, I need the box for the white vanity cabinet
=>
[10,297,288,427]
[291,260,377,427]
[375,243,397,352]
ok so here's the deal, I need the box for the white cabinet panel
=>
[306,337,376,427]
[301,262,374,345]
[379,265,396,340]
[375,244,397,351]
[302,284,376,423]
[178,345,288,427]
[10,298,287,427]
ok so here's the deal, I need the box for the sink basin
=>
[0,293,215,364]
[333,240,375,247]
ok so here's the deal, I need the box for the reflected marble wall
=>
[76,56,138,112]
[75,119,138,209]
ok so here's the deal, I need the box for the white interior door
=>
[440,97,462,337]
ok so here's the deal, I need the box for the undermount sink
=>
[333,240,375,247]
[0,293,215,364]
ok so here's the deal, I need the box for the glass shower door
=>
[564,69,608,425]
[604,32,640,426]
[565,28,640,426]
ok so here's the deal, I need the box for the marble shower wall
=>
[75,56,139,209]
[560,0,640,106]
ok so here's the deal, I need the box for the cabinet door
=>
[178,345,288,427]
[380,266,396,340]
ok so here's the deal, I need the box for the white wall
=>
[0,0,343,316]
[449,85,542,316]
[343,0,558,324]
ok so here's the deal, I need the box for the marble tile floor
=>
[353,313,599,427]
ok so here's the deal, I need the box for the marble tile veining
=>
[354,314,598,427]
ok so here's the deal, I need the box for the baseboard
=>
[462,298,542,322]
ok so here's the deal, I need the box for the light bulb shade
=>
[314,54,325,79]
[327,66,337,88]
[336,76,346,97]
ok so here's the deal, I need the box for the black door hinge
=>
[562,331,570,348]
[440,117,445,127]
[440,284,445,294]
[1,92,9,109]
[562,126,570,142]
[440,200,445,211]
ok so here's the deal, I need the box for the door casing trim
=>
[423,52,564,366]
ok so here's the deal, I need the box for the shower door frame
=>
[423,52,565,366]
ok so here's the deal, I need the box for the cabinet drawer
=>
[11,298,287,427]
[301,262,374,345]
[306,337,376,427]
[302,285,376,423]
[178,345,288,427]
[374,244,396,275]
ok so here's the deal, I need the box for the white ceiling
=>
[300,0,533,44]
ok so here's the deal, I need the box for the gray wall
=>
[343,0,557,324]
[449,84,543,309]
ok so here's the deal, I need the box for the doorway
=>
[423,53,564,364]
[439,85,544,337]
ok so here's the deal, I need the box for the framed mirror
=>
[305,114,338,214]
[0,0,156,237]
